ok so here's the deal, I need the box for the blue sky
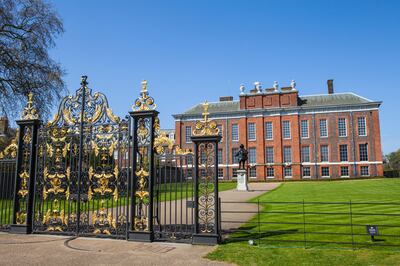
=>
[50,0,400,154]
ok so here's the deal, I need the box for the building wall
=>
[174,91,383,181]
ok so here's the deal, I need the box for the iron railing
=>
[220,200,400,250]
[0,160,16,230]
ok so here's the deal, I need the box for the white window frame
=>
[338,118,347,137]
[340,166,349,178]
[300,120,309,139]
[284,167,292,178]
[248,123,256,141]
[266,167,275,179]
[231,124,239,142]
[249,147,257,164]
[358,117,367,136]
[265,122,273,140]
[185,126,192,143]
[265,147,274,164]
[359,143,369,162]
[249,167,257,178]
[232,148,239,164]
[360,166,370,176]
[319,119,328,138]
[283,146,292,163]
[301,146,310,163]
[339,144,348,162]
[320,145,329,162]
[282,121,291,139]
[321,166,330,178]
[218,168,224,179]
[218,149,223,164]
[302,166,311,178]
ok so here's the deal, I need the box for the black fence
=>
[0,160,16,230]
[220,200,400,250]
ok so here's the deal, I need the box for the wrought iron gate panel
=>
[0,138,17,230]
[153,153,195,242]
[33,77,129,238]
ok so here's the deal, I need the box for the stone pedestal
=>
[236,170,248,191]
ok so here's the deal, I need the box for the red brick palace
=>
[172,80,383,181]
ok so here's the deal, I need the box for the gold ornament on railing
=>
[132,80,157,111]
[0,136,18,159]
[192,101,219,136]
[21,92,39,120]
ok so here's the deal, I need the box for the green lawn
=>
[208,178,400,266]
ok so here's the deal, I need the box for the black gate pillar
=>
[128,80,158,242]
[10,93,41,234]
[191,101,222,245]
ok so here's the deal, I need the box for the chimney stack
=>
[327,79,334,94]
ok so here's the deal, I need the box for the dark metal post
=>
[257,199,261,246]
[193,141,199,234]
[191,135,221,245]
[127,110,158,242]
[11,119,41,234]
[349,200,355,250]
[302,199,307,249]
[76,78,87,235]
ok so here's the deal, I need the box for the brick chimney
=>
[327,79,334,94]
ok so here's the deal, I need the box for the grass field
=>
[208,178,400,266]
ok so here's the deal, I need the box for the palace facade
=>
[172,80,383,181]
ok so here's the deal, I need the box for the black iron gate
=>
[0,139,17,230]
[32,77,129,238]
[153,153,195,242]
[4,76,221,244]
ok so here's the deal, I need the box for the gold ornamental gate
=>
[32,77,130,238]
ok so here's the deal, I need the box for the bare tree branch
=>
[0,0,66,120]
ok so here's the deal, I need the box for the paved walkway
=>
[0,182,280,266]
[220,183,281,231]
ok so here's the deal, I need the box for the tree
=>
[0,0,65,120]
[385,149,400,170]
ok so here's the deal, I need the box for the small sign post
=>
[366,225,379,241]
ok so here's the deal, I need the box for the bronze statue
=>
[235,144,248,170]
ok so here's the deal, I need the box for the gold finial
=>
[21,92,39,120]
[192,101,219,136]
[133,80,156,111]
[141,80,148,93]
[202,101,210,122]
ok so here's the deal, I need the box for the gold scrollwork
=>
[47,76,121,127]
[21,92,39,120]
[198,143,216,233]
[92,200,116,235]
[17,171,29,197]
[16,211,26,225]
[134,167,150,231]
[132,80,157,111]
[192,101,220,137]
[0,137,18,159]
[42,199,66,231]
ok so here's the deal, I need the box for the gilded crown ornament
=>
[132,80,157,111]
[22,92,39,120]
[192,101,220,136]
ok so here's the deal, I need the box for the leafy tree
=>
[385,149,400,170]
[0,0,65,120]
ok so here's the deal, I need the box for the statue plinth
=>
[236,169,248,191]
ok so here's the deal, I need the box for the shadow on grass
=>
[221,225,299,244]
